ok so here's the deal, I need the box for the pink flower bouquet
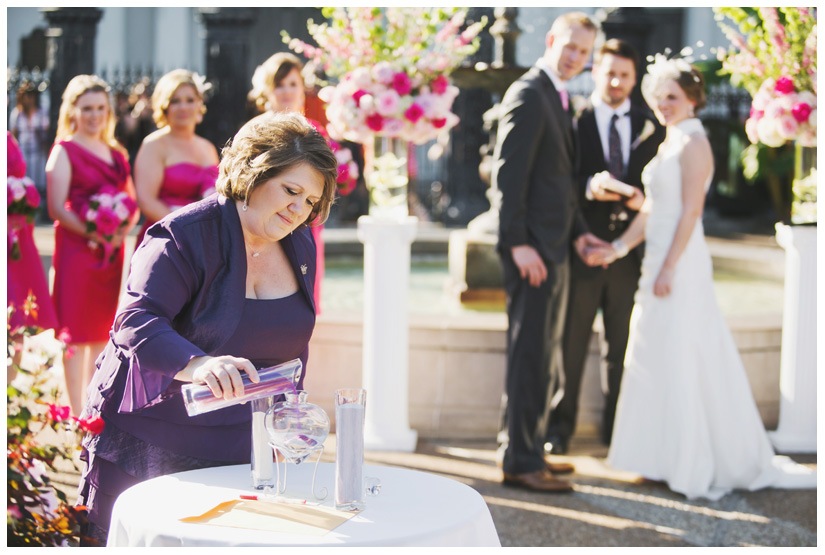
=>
[284,7,486,145]
[84,186,137,266]
[329,138,360,195]
[715,7,817,147]
[746,77,817,147]
[7,176,41,260]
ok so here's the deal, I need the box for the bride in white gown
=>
[591,56,816,501]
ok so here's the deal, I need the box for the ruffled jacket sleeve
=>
[90,195,248,413]
[110,225,208,412]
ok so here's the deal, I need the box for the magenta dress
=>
[51,140,131,343]
[7,132,59,331]
[135,162,218,247]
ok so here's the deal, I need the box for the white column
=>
[356,215,418,452]
[769,224,817,453]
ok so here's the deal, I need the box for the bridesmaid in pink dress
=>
[249,52,332,312]
[8,132,59,382]
[133,70,219,248]
[7,131,58,331]
[46,75,140,416]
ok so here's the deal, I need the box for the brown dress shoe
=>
[544,457,575,475]
[502,468,573,492]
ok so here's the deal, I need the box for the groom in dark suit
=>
[494,12,605,492]
[546,39,665,455]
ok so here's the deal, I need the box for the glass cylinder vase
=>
[791,144,817,225]
[334,388,366,511]
[365,135,409,221]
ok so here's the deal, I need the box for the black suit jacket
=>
[494,66,587,266]
[574,102,664,263]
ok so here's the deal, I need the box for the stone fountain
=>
[447,7,526,303]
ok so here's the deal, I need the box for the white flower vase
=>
[790,144,816,225]
[366,136,409,222]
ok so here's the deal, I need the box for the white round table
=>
[107,463,501,546]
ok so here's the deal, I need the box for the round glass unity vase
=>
[791,144,817,225]
[264,391,330,500]
[365,135,409,221]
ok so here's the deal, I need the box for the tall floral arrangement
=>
[283,7,486,145]
[715,7,817,148]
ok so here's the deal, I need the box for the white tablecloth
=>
[107,463,501,547]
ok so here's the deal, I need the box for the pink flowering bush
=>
[7,301,103,546]
[83,185,137,265]
[284,7,486,145]
[715,7,817,147]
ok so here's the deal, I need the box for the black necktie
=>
[608,113,624,178]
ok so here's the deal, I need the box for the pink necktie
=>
[559,89,569,111]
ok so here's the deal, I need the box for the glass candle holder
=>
[334,388,367,511]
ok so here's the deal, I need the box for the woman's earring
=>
[242,200,248,211]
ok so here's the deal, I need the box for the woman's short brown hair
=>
[216,112,337,227]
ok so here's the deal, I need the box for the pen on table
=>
[239,494,306,505]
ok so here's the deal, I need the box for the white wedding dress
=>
[607,118,816,501]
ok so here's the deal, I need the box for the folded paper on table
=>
[180,499,357,536]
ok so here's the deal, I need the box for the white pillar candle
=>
[251,400,274,488]
[335,402,365,510]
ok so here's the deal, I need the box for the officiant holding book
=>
[546,39,664,455]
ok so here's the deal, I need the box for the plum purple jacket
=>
[83,193,316,459]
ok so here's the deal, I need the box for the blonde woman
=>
[46,75,139,416]
[134,69,219,247]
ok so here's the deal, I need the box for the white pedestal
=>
[769,224,817,453]
[356,215,419,452]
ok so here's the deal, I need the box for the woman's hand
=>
[653,265,675,297]
[182,355,260,400]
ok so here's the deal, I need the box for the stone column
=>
[769,224,817,453]
[197,7,257,148]
[356,216,419,452]
[41,7,104,143]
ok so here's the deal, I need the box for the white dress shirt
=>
[585,95,632,200]
[592,94,632,170]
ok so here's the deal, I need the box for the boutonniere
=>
[631,120,656,150]
[570,95,587,126]
[301,264,307,275]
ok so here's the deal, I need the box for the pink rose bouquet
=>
[284,7,486,145]
[329,138,359,195]
[83,185,138,266]
[7,176,41,260]
[715,7,817,147]
[746,77,817,147]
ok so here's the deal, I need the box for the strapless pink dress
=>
[7,132,59,331]
[52,140,132,343]
[135,163,219,247]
